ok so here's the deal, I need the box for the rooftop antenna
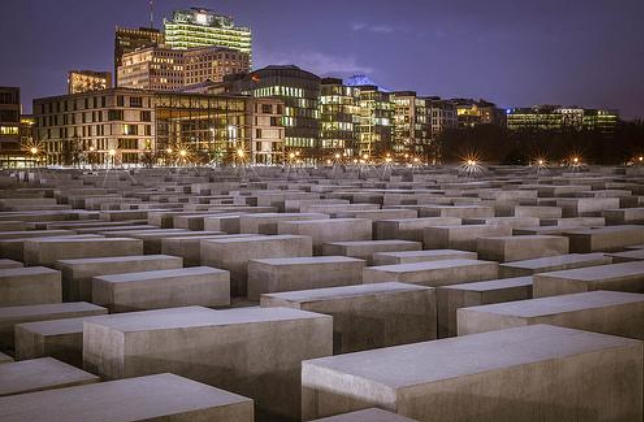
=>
[149,0,154,29]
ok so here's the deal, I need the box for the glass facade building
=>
[320,78,359,156]
[507,105,620,134]
[164,8,252,65]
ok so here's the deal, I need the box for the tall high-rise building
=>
[224,65,320,153]
[0,87,23,167]
[68,70,112,94]
[114,27,165,86]
[319,78,359,156]
[118,46,250,91]
[164,8,252,65]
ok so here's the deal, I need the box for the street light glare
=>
[179,149,187,157]
[108,149,116,156]
[237,149,245,158]
[30,147,38,155]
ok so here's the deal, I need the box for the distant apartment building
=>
[164,8,252,65]
[118,46,249,91]
[114,27,165,86]
[0,87,23,167]
[34,88,155,166]
[451,98,505,127]
[427,97,458,136]
[224,65,321,154]
[34,89,284,166]
[506,105,619,134]
[68,70,112,94]
[355,85,393,158]
[392,91,432,156]
[319,78,359,156]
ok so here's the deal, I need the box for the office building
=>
[118,46,249,91]
[427,97,458,136]
[114,27,165,86]
[506,105,619,134]
[319,78,359,156]
[356,85,393,158]
[34,88,155,166]
[68,70,112,94]
[452,98,505,127]
[164,8,252,64]
[392,91,432,156]
[224,65,321,154]
[0,87,23,167]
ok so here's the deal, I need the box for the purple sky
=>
[1,0,643,118]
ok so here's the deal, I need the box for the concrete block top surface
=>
[86,306,330,333]
[56,254,181,266]
[375,249,475,258]
[303,324,641,389]
[0,266,59,277]
[281,218,369,225]
[93,266,228,283]
[262,282,431,303]
[499,253,609,270]
[368,259,495,273]
[462,290,644,318]
[205,234,309,244]
[0,373,252,422]
[250,256,364,266]
[0,302,106,319]
[564,225,644,235]
[537,261,644,281]
[311,408,421,422]
[16,316,92,336]
[0,357,99,397]
[324,240,420,247]
[441,276,533,292]
[25,237,138,244]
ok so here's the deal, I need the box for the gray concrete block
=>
[372,249,477,266]
[0,266,61,306]
[322,240,422,265]
[499,253,612,278]
[23,237,144,267]
[476,235,569,263]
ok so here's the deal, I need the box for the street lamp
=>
[179,149,187,158]
[237,149,245,158]
[30,147,38,155]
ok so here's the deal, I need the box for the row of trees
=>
[435,120,644,165]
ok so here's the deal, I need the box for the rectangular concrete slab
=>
[565,225,644,252]
[499,253,612,278]
[201,235,313,296]
[161,234,258,267]
[0,302,107,351]
[533,261,644,297]
[0,266,61,306]
[0,259,23,270]
[310,408,421,422]
[373,249,477,266]
[322,240,422,265]
[84,306,332,421]
[363,259,499,288]
[0,357,98,397]
[606,249,644,263]
[261,282,436,354]
[279,218,372,255]
[424,225,513,251]
[302,324,643,422]
[240,212,330,235]
[375,217,462,242]
[92,266,231,312]
[0,373,254,422]
[57,254,183,302]
[23,237,144,267]
[437,277,533,338]
[248,256,365,301]
[476,235,569,262]
[458,290,644,339]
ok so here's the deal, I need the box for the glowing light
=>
[334,153,341,159]
[326,159,331,165]
[353,159,358,164]
[404,154,409,159]
[236,149,245,158]
[414,157,420,163]
[385,157,393,163]
[29,147,38,155]
[573,157,579,164]
[639,156,643,162]
[538,159,544,166]
[166,148,173,154]
[289,152,296,159]
[179,149,187,157]
[108,149,116,156]
[89,146,95,152]
[386,153,391,158]
[295,151,300,157]
[363,154,369,160]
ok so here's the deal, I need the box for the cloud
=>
[257,50,373,76]
[351,22,406,35]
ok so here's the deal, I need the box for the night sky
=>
[1,0,642,118]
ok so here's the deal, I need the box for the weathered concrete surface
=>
[84,306,332,421]
[279,218,372,255]
[201,235,313,296]
[477,235,569,263]
[0,259,23,269]
[0,351,11,364]
[419,205,494,219]
[533,261,644,297]
[0,234,102,262]
[458,290,644,340]
[606,249,644,263]
[0,302,107,350]
[92,266,231,312]
[375,217,461,242]
[161,234,259,266]
[0,373,254,422]
[322,240,422,265]
[248,256,364,301]
[564,225,644,252]
[302,325,643,422]
[261,282,436,354]
[57,255,183,302]
[424,225,513,251]
[499,253,612,278]
[0,357,98,397]
[437,277,533,338]
[363,259,498,288]
[372,249,477,266]
[240,213,330,235]
[23,237,144,266]
[0,266,61,306]
[309,408,421,422]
